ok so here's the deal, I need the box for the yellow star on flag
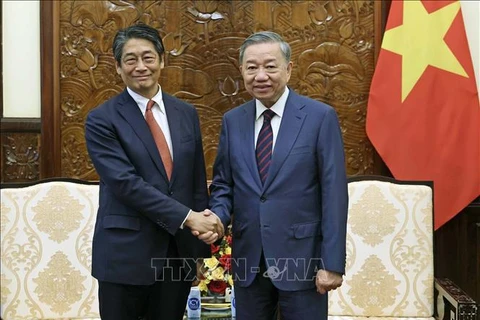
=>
[381,0,467,102]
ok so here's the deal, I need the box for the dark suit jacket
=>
[85,89,209,285]
[209,90,348,291]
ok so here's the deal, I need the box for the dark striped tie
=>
[256,109,275,185]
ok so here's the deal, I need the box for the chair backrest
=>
[1,179,100,319]
[328,176,434,317]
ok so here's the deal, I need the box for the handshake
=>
[184,209,224,245]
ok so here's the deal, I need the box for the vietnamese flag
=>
[366,0,480,230]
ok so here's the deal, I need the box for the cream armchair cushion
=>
[1,180,100,319]
[329,178,434,319]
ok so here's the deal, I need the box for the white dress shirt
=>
[254,87,290,151]
[127,85,174,159]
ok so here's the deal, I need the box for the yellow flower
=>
[200,225,233,297]
[204,257,219,269]
[212,266,226,281]
[198,280,208,293]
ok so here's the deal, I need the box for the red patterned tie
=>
[256,109,275,185]
[145,100,173,180]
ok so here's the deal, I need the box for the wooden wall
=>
[2,0,384,182]
[1,0,478,305]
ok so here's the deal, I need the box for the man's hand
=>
[315,269,343,294]
[185,210,224,244]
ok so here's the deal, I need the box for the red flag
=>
[366,0,480,229]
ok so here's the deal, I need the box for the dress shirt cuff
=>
[180,209,192,229]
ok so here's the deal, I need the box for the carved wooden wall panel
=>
[0,133,40,182]
[58,0,377,180]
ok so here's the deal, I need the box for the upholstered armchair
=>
[1,177,477,320]
[328,176,477,320]
[1,179,101,320]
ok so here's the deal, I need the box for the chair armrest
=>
[435,278,477,320]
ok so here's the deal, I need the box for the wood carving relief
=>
[59,0,376,179]
[1,133,40,182]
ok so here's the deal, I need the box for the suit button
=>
[260,196,266,202]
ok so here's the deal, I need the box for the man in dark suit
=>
[209,31,349,320]
[85,23,223,320]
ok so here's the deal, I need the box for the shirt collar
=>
[255,87,289,120]
[127,84,165,114]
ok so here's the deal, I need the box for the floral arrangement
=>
[198,226,233,296]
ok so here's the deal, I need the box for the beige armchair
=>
[1,177,477,320]
[1,179,100,320]
[328,176,477,320]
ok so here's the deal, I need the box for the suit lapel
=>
[241,101,263,191]
[116,90,169,181]
[263,93,306,190]
[163,94,182,186]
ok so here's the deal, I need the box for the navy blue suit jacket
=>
[209,90,348,291]
[85,89,209,285]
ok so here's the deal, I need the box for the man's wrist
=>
[180,209,192,229]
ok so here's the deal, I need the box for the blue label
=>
[188,297,200,310]
[232,297,236,308]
